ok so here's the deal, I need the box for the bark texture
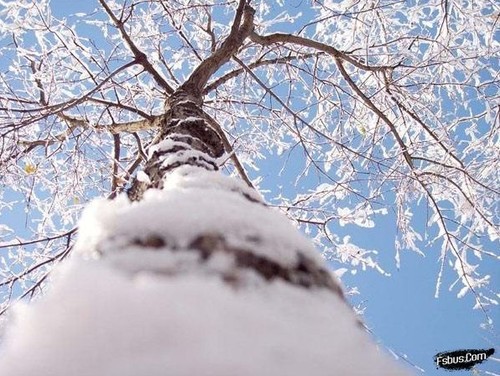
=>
[127,91,224,200]
[125,1,344,299]
[126,88,343,298]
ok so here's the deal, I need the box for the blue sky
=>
[3,0,498,374]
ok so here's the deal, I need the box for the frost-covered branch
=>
[204,52,325,94]
[97,0,175,94]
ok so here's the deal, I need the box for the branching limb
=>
[334,57,414,169]
[202,10,217,53]
[0,229,76,297]
[204,52,325,94]
[88,98,152,119]
[249,29,414,169]
[98,0,175,94]
[417,171,497,229]
[159,2,204,62]
[382,71,464,168]
[249,30,399,72]
[231,55,399,181]
[412,156,499,194]
[201,111,254,188]
[415,178,491,320]
[17,114,166,157]
[3,59,138,133]
[179,1,255,98]
[0,228,77,250]
[0,243,73,316]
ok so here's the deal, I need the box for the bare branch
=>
[249,30,399,72]
[98,0,175,94]
[334,57,414,169]
[204,52,325,94]
[179,2,255,98]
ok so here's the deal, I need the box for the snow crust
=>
[148,138,199,159]
[0,166,409,375]
[136,170,151,184]
[75,166,303,267]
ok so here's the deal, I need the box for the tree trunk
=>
[124,88,345,295]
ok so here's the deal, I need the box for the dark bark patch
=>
[188,233,343,297]
[132,235,166,249]
[165,118,224,158]
[188,233,225,260]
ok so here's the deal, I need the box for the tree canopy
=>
[0,0,498,322]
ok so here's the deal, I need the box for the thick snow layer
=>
[74,166,308,267]
[0,258,408,376]
[0,167,409,375]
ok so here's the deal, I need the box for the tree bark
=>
[125,86,344,296]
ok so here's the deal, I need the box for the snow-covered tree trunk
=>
[0,2,409,375]
[0,91,407,375]
[124,88,343,294]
